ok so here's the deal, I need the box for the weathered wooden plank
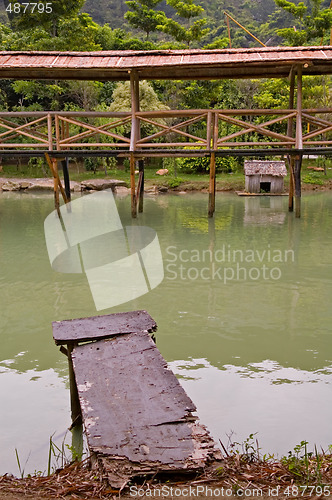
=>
[52,310,156,345]
[71,331,219,486]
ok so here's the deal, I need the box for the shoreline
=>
[1,176,332,194]
[1,451,332,499]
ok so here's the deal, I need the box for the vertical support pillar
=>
[138,159,144,213]
[130,153,137,218]
[208,112,218,218]
[208,152,216,218]
[294,155,302,218]
[287,67,295,212]
[130,70,140,217]
[61,157,71,201]
[67,344,82,427]
[295,65,303,218]
[288,157,295,212]
[52,158,60,213]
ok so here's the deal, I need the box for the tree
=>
[2,13,104,51]
[109,80,169,136]
[125,0,167,39]
[5,0,86,36]
[157,0,209,47]
[274,0,332,45]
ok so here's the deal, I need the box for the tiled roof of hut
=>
[244,160,287,177]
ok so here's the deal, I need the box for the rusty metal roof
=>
[0,46,331,81]
[244,160,287,176]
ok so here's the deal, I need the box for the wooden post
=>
[61,157,71,201]
[47,113,53,151]
[295,65,303,218]
[45,153,69,206]
[53,170,60,214]
[294,154,302,218]
[138,159,144,213]
[67,344,82,428]
[288,157,295,212]
[208,152,216,218]
[287,67,296,212]
[130,153,137,218]
[208,112,218,217]
[130,70,140,217]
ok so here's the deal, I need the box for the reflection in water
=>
[0,191,332,473]
[244,197,286,225]
[170,358,332,458]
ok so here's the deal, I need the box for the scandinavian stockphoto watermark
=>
[165,245,295,283]
[44,189,164,310]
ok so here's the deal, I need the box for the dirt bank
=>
[1,452,332,500]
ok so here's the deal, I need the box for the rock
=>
[69,181,82,193]
[20,181,32,189]
[27,179,54,191]
[2,180,21,191]
[156,169,169,176]
[158,186,168,193]
[144,186,158,194]
[81,179,126,191]
[114,186,130,197]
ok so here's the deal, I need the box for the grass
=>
[6,435,332,499]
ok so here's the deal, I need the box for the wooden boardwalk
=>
[53,311,219,487]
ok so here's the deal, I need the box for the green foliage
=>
[109,80,169,136]
[303,172,324,185]
[281,440,312,479]
[167,0,204,19]
[179,155,240,173]
[7,0,85,35]
[157,0,209,46]
[125,0,166,39]
[274,0,332,45]
[84,157,101,173]
[167,177,184,187]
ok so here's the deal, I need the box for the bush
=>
[302,173,324,185]
[178,155,241,174]
[167,177,184,188]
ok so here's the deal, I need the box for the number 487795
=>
[6,3,53,14]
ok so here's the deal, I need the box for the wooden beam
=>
[287,67,296,212]
[67,343,82,428]
[61,157,71,201]
[45,152,69,205]
[130,152,137,218]
[130,70,140,152]
[288,156,295,212]
[294,154,302,218]
[138,159,144,213]
[295,65,303,217]
[208,152,216,218]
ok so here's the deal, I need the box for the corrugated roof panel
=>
[0,47,331,80]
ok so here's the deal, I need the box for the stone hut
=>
[244,160,287,194]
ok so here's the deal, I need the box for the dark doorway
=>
[260,182,271,193]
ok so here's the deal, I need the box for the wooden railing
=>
[0,109,331,153]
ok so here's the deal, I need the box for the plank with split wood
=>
[71,330,220,487]
[52,310,156,345]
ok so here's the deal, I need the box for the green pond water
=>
[0,190,332,475]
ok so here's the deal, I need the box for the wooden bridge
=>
[1,46,332,217]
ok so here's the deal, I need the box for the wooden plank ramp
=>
[52,311,220,488]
